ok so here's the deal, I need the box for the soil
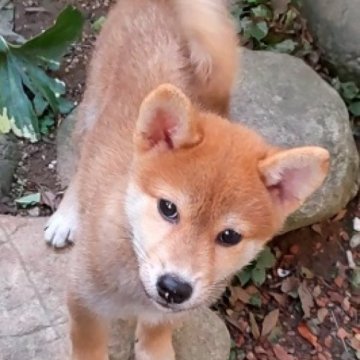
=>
[2,1,360,360]
[1,0,112,215]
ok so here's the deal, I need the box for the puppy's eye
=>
[217,229,242,246]
[158,199,179,223]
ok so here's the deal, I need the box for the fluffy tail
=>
[174,0,239,115]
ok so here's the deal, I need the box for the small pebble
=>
[350,233,360,248]
[354,217,360,231]
[28,207,40,217]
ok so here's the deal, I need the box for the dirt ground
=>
[2,1,360,359]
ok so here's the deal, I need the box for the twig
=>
[330,310,348,352]
[318,277,332,290]
[25,7,48,14]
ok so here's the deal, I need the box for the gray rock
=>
[57,111,77,188]
[301,0,360,83]
[110,308,231,360]
[0,134,19,197]
[0,216,230,360]
[173,308,231,360]
[230,49,359,232]
[0,0,26,43]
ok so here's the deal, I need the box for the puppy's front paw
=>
[44,210,77,248]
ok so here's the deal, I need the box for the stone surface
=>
[301,0,360,83]
[0,216,231,360]
[0,134,19,197]
[230,49,359,232]
[0,0,25,43]
[57,111,77,188]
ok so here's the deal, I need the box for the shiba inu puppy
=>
[44,0,329,359]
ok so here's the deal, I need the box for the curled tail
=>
[174,0,239,115]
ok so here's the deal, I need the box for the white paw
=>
[44,210,77,248]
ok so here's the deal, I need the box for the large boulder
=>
[57,49,360,233]
[231,49,359,232]
[301,0,360,83]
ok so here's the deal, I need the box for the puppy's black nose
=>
[156,274,193,304]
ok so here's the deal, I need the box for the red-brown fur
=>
[44,1,329,359]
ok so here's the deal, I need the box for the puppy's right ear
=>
[259,146,330,217]
[134,84,201,152]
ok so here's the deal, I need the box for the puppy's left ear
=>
[259,146,330,217]
[135,83,201,152]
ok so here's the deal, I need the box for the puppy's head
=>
[126,84,329,312]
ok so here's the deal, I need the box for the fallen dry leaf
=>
[315,296,329,308]
[311,223,322,234]
[350,337,360,352]
[289,244,300,255]
[238,318,249,333]
[317,308,329,323]
[254,346,267,355]
[40,190,56,209]
[236,334,245,348]
[332,208,347,222]
[337,327,350,340]
[269,291,287,306]
[224,316,243,332]
[249,312,260,339]
[324,335,333,348]
[351,296,360,306]
[297,322,318,348]
[322,351,333,360]
[342,297,351,312]
[262,309,280,338]
[301,267,314,279]
[334,275,345,288]
[40,190,62,211]
[298,282,314,318]
[328,291,344,304]
[340,230,350,241]
[272,344,296,360]
[271,0,290,16]
[231,286,251,305]
[281,276,300,294]
[246,285,259,295]
[313,285,322,298]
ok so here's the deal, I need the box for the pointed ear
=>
[259,146,330,216]
[134,84,201,152]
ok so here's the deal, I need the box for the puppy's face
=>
[125,84,329,312]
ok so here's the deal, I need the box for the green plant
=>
[231,0,306,54]
[331,79,360,117]
[0,6,84,142]
[237,246,276,287]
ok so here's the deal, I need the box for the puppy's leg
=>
[44,178,79,248]
[68,293,109,360]
[134,320,175,360]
